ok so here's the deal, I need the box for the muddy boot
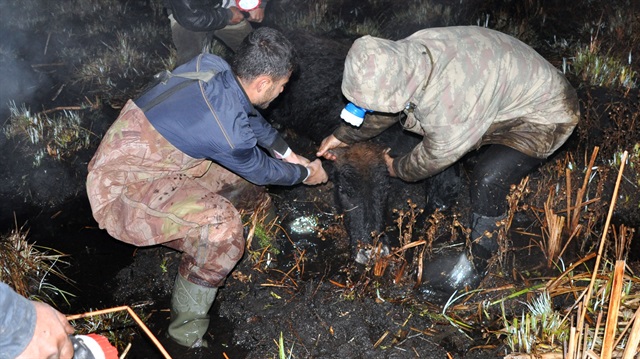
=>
[470,212,504,273]
[354,243,390,265]
[168,274,218,348]
[421,251,480,295]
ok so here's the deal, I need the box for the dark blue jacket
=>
[135,54,308,186]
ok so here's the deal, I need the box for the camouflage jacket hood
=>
[341,35,430,113]
[337,26,579,182]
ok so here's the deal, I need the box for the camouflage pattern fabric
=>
[87,100,268,287]
[335,26,579,182]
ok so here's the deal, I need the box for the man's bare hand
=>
[316,135,348,161]
[247,7,265,22]
[283,152,311,166]
[383,148,397,177]
[303,159,328,185]
[228,7,245,24]
[17,302,75,359]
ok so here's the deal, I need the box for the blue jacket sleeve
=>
[0,283,36,359]
[215,146,307,186]
[249,113,292,159]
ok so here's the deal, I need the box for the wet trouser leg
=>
[469,145,543,265]
[470,145,543,217]
[418,145,544,293]
[169,15,211,67]
[169,16,252,66]
[212,20,253,52]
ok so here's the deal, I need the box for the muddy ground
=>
[1,0,640,358]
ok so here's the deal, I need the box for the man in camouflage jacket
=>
[87,28,327,348]
[317,26,579,290]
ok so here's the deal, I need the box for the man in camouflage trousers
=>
[87,27,327,348]
[317,26,579,291]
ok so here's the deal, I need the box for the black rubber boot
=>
[469,212,504,274]
[421,252,481,295]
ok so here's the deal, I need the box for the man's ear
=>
[255,75,272,93]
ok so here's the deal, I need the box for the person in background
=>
[317,26,579,291]
[165,0,268,66]
[86,27,327,348]
[0,282,75,359]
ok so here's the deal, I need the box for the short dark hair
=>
[232,27,297,82]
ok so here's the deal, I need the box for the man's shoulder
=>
[174,53,232,75]
[196,53,232,71]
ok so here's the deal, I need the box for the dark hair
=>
[232,27,297,82]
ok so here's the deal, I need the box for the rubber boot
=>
[355,243,390,265]
[419,213,506,295]
[168,274,218,348]
[470,212,505,273]
[421,251,480,295]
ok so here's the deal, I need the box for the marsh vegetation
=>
[1,0,640,358]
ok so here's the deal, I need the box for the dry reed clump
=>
[494,150,640,358]
[268,0,335,33]
[270,0,466,39]
[567,7,640,92]
[0,225,73,305]
[572,43,637,90]
[72,31,164,105]
[4,101,94,166]
[375,147,640,356]
[242,196,284,265]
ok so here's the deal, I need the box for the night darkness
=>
[1,1,640,358]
